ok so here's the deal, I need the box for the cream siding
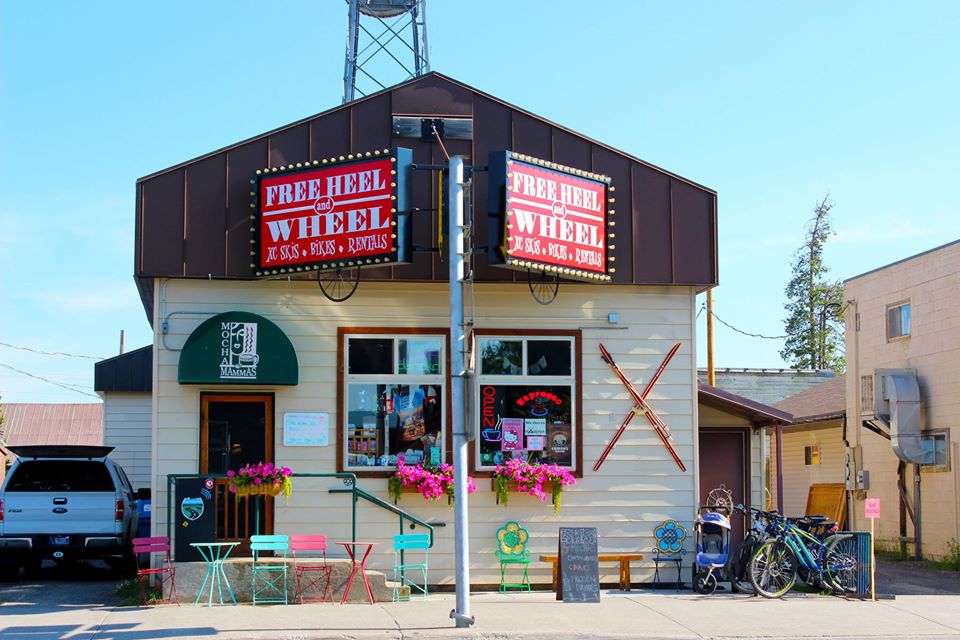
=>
[779,421,845,517]
[845,241,960,558]
[152,279,701,586]
[103,392,153,490]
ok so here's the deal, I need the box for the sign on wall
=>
[178,311,298,385]
[253,148,413,276]
[488,151,613,281]
[283,412,330,446]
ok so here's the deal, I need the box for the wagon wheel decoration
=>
[317,267,360,302]
[527,269,559,305]
[705,484,734,513]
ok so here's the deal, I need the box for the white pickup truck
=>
[0,445,138,579]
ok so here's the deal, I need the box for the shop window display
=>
[343,333,445,471]
[476,334,578,471]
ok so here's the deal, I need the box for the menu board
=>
[555,527,600,603]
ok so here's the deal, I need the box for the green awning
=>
[178,312,298,385]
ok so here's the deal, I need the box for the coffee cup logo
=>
[219,321,259,379]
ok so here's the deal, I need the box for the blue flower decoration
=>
[655,520,686,553]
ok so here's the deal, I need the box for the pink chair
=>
[132,536,179,606]
[290,534,333,603]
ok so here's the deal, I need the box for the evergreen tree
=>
[780,197,845,372]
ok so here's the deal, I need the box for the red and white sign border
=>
[250,148,403,277]
[502,151,615,282]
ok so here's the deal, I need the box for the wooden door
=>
[200,393,274,551]
[698,428,749,546]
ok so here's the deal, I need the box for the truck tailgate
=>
[2,492,118,535]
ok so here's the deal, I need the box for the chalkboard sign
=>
[173,477,216,562]
[556,527,600,603]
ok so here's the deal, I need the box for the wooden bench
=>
[539,553,644,591]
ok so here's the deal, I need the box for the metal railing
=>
[165,472,441,552]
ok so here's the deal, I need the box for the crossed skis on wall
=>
[594,342,686,473]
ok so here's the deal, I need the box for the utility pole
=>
[706,290,715,386]
[448,156,474,628]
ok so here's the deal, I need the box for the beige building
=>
[127,73,798,589]
[771,376,847,520]
[845,239,960,558]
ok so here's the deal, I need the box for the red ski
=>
[594,342,686,472]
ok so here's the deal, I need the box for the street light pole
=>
[448,155,474,628]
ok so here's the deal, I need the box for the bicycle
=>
[748,512,858,598]
[729,505,780,594]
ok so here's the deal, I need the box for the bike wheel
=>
[694,572,717,595]
[729,539,757,595]
[749,540,797,599]
[824,538,859,593]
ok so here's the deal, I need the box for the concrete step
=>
[174,558,412,604]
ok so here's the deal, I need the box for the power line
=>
[0,341,105,360]
[0,363,100,399]
[702,305,789,340]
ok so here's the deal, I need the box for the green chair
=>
[496,522,531,591]
[392,533,430,601]
[251,534,289,605]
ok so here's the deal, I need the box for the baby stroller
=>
[692,505,731,594]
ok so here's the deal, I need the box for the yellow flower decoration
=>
[497,521,528,555]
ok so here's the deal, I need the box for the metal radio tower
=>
[343,0,430,104]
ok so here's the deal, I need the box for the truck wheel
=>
[108,549,138,577]
[23,557,42,577]
[0,563,21,582]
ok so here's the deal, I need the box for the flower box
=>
[492,459,576,515]
[227,462,293,500]
[388,458,476,504]
[491,478,557,503]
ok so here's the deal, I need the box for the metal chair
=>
[250,534,289,605]
[132,536,179,606]
[392,533,430,601]
[495,522,531,591]
[290,534,333,604]
[652,519,687,592]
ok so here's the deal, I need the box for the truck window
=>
[6,461,117,492]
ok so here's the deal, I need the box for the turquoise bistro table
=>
[190,541,240,606]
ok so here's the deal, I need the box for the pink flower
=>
[227,470,235,478]
[253,477,262,485]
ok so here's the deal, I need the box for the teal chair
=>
[250,534,289,605]
[393,533,430,601]
[495,522,531,591]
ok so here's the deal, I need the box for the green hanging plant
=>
[494,472,510,507]
[388,475,403,504]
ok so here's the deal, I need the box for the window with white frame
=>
[887,301,911,340]
[474,332,579,471]
[340,331,446,472]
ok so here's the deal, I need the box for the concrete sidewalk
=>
[3,589,960,640]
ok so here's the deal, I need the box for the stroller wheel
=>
[694,572,717,595]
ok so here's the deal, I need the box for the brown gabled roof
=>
[698,382,793,426]
[134,71,719,322]
[773,374,846,425]
[0,403,104,449]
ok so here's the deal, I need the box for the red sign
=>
[254,149,411,275]
[865,498,880,519]
[491,152,612,281]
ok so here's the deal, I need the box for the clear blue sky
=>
[2,1,958,403]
